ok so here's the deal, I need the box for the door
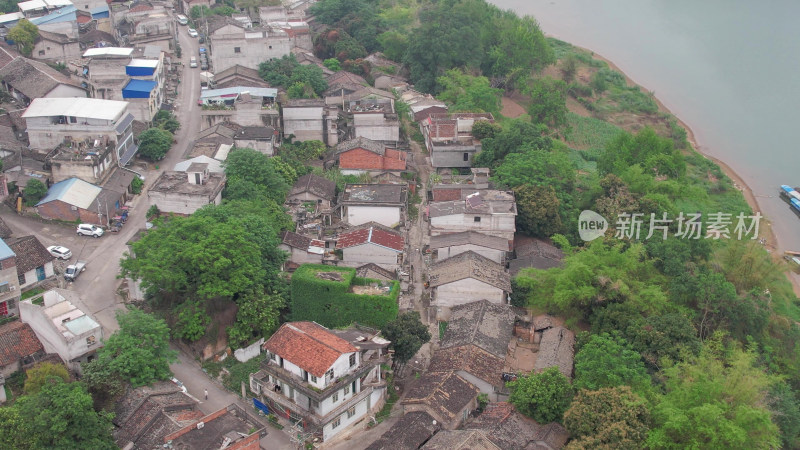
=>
[0,301,7,316]
[36,266,46,281]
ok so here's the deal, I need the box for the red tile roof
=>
[263,322,357,378]
[336,227,404,252]
[0,321,44,367]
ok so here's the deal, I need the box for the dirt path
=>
[501,97,527,118]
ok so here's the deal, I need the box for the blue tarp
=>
[125,65,155,76]
[122,80,157,99]
[90,4,109,18]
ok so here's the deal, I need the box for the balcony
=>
[256,379,376,425]
[256,355,386,403]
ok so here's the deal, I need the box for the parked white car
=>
[47,245,72,260]
[190,56,197,68]
[187,28,198,37]
[77,224,104,238]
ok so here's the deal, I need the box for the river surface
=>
[490,0,800,252]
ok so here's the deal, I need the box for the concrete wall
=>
[344,206,400,227]
[148,190,222,215]
[438,244,504,264]
[353,114,399,142]
[283,106,324,142]
[234,138,273,156]
[210,28,292,72]
[279,244,323,266]
[431,146,478,168]
[32,40,81,63]
[287,192,329,208]
[456,370,500,401]
[50,148,115,184]
[321,394,369,441]
[434,278,505,310]
[46,84,87,99]
[26,118,120,150]
[430,214,515,242]
[19,262,55,290]
[342,244,400,269]
[234,337,264,362]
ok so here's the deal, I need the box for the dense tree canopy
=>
[381,312,431,365]
[526,77,568,129]
[92,308,177,387]
[153,110,180,133]
[563,386,650,450]
[258,54,328,97]
[8,19,38,56]
[599,127,685,178]
[508,367,574,423]
[137,128,173,161]
[23,362,70,395]
[22,178,47,206]
[436,69,503,116]
[0,379,116,449]
[647,334,780,449]
[573,333,651,395]
[224,148,290,204]
[513,184,563,237]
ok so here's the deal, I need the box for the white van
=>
[190,57,197,68]
[176,14,188,25]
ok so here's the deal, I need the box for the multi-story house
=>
[23,97,137,167]
[0,239,21,318]
[428,190,517,242]
[250,321,389,442]
[420,113,494,168]
[80,47,166,122]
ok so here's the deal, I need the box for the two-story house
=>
[429,190,517,242]
[207,19,294,73]
[420,113,494,168]
[23,97,137,166]
[339,184,407,228]
[281,98,339,144]
[147,165,226,216]
[19,288,103,373]
[250,321,389,442]
[334,137,407,176]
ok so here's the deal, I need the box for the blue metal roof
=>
[0,239,15,261]
[35,177,78,206]
[30,6,76,25]
[122,79,157,99]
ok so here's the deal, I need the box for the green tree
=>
[598,127,685,178]
[563,386,650,450]
[93,308,177,387]
[153,110,180,133]
[22,178,48,206]
[471,120,502,140]
[376,30,407,61]
[137,128,173,161]
[23,362,70,395]
[226,292,285,347]
[485,14,554,78]
[0,406,34,449]
[436,69,502,116]
[525,77,568,129]
[647,334,780,449]
[494,148,576,192]
[381,312,431,365]
[8,19,38,56]
[224,148,290,203]
[173,299,211,342]
[323,58,341,71]
[768,381,800,448]
[258,55,327,96]
[81,357,125,411]
[13,379,115,448]
[508,367,574,423]
[513,184,562,237]
[573,333,651,395]
[474,118,551,167]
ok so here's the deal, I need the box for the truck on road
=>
[64,261,87,281]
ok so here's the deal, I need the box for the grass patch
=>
[564,112,624,152]
[439,321,447,339]
[374,373,397,424]
[222,357,262,393]
[21,287,45,300]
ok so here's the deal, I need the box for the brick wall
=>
[37,200,106,225]
[340,148,407,171]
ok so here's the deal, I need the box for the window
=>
[268,45,272,49]
[18,274,25,285]
[474,216,481,222]
[344,386,350,395]
[46,47,50,50]
[311,399,319,408]
[332,417,341,429]
[234,47,241,53]
[69,116,77,123]
[332,392,339,403]
[0,282,9,294]
[86,335,96,346]
[347,407,356,418]
[463,152,469,161]
[38,50,45,56]
[270,352,277,361]
[310,375,318,383]
[326,368,334,380]
[349,354,356,367]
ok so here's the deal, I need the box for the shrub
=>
[23,179,48,206]
[290,264,399,328]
